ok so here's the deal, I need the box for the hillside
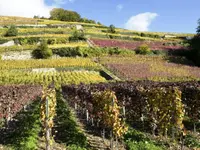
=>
[0,15,200,150]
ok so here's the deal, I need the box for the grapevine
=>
[40,86,57,150]
[92,90,128,138]
[144,87,185,136]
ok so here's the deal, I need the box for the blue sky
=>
[46,0,200,33]
[0,0,199,33]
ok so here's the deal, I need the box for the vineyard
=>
[0,70,106,86]
[91,38,189,51]
[62,81,200,149]
[99,56,200,81]
[0,15,199,150]
[0,58,100,69]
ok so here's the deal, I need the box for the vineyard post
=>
[91,117,94,126]
[172,127,175,140]
[110,97,115,150]
[102,128,105,140]
[45,97,50,150]
[180,132,184,150]
[122,101,126,118]
[86,109,89,123]
[110,130,114,150]
[23,105,27,111]
[193,122,196,133]
[6,106,11,127]
[116,136,118,150]
[75,102,77,110]
[97,119,99,127]
[141,114,145,131]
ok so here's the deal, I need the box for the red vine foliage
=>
[62,81,200,134]
[0,85,42,120]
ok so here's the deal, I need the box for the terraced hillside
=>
[0,16,199,150]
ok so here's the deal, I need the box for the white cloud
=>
[124,12,158,31]
[0,0,55,18]
[116,4,123,12]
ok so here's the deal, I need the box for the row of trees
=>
[33,8,102,24]
[50,8,81,22]
[49,8,101,24]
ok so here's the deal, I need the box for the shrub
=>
[56,37,68,44]
[47,38,67,45]
[32,40,52,59]
[53,47,81,57]
[107,47,134,55]
[107,24,116,34]
[108,47,121,55]
[140,33,145,37]
[47,38,56,45]
[154,35,160,38]
[14,37,40,45]
[124,128,163,150]
[79,47,103,57]
[0,39,9,44]
[69,29,86,42]
[52,47,135,57]
[184,134,200,148]
[5,25,18,37]
[136,44,152,55]
[152,50,166,56]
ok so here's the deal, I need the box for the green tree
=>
[50,8,81,22]
[80,18,96,24]
[49,8,100,23]
[33,15,40,19]
[189,19,200,66]
[64,10,81,22]
[108,24,116,33]
[32,40,52,59]
[5,25,18,37]
[50,8,65,20]
[196,19,200,34]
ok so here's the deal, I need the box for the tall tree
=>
[189,18,200,66]
[50,8,81,22]
[50,8,65,20]
[196,19,200,35]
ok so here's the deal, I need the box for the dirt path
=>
[71,109,126,150]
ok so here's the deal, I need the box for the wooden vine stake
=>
[41,85,56,150]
